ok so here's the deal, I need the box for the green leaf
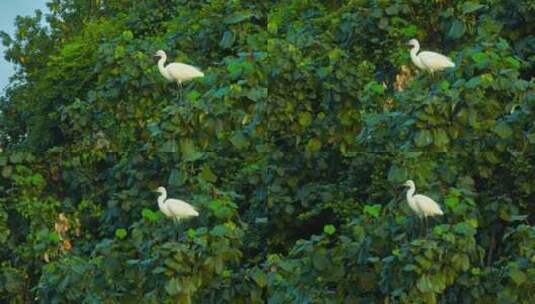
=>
[527,132,535,144]
[165,278,182,296]
[385,5,399,15]
[187,228,196,238]
[448,20,465,39]
[471,52,490,68]
[121,30,133,40]
[230,132,249,150]
[400,25,418,37]
[159,140,178,153]
[429,273,446,292]
[415,256,432,269]
[445,196,460,209]
[180,139,203,162]
[367,81,384,94]
[152,267,166,274]
[387,165,408,183]
[210,225,228,237]
[168,169,184,187]
[48,232,61,243]
[9,152,24,164]
[452,254,470,271]
[504,57,520,69]
[510,269,526,286]
[417,275,433,293]
[246,88,267,102]
[463,2,485,14]
[323,224,336,235]
[226,61,242,78]
[363,204,382,218]
[493,121,513,139]
[115,228,127,239]
[187,90,201,102]
[251,269,267,287]
[147,122,161,137]
[433,129,450,147]
[219,30,235,49]
[508,215,528,222]
[439,80,450,91]
[30,174,45,186]
[414,130,433,147]
[2,166,12,178]
[208,200,222,211]
[199,165,217,183]
[208,200,234,219]
[268,20,278,34]
[298,112,313,127]
[466,76,481,88]
[305,138,322,153]
[471,52,488,63]
[312,250,329,270]
[453,222,476,236]
[224,12,254,24]
[141,208,160,222]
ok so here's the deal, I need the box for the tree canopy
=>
[0,0,534,303]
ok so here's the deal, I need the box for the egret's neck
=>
[157,190,167,206]
[410,43,420,55]
[157,56,172,80]
[410,44,421,66]
[406,185,415,201]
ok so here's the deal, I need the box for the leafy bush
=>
[0,0,534,303]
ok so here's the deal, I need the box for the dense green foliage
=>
[0,0,534,303]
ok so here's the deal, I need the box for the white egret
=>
[155,186,199,221]
[403,180,444,234]
[154,50,204,99]
[407,39,455,73]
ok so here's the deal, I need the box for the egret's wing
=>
[407,202,423,217]
[158,204,173,217]
[166,199,199,217]
[414,194,444,216]
[419,51,455,70]
[167,63,204,80]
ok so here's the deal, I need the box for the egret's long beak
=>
[402,182,409,187]
[406,42,412,46]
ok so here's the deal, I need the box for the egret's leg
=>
[416,217,422,238]
[428,216,436,232]
[419,217,424,237]
[422,217,426,237]
[178,81,184,102]
[411,217,417,239]
[174,218,181,239]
